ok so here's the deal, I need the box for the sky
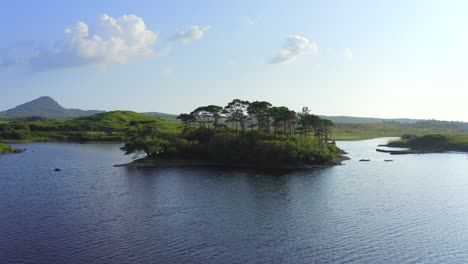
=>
[1,0,468,121]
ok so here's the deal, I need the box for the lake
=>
[1,138,468,263]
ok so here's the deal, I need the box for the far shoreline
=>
[377,134,468,155]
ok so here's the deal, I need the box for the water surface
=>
[1,139,468,263]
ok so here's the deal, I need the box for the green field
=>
[0,142,12,152]
[387,134,468,152]
[2,109,468,143]
[333,122,468,140]
[0,142,18,154]
[0,111,180,143]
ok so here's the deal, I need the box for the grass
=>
[387,134,468,152]
[0,142,20,154]
[0,142,12,152]
[3,111,468,143]
[1,111,181,143]
[28,111,180,133]
[332,122,468,140]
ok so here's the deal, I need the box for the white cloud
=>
[161,66,174,76]
[156,45,173,57]
[271,35,319,64]
[242,17,256,26]
[1,54,26,67]
[170,25,210,43]
[344,48,353,61]
[3,13,157,70]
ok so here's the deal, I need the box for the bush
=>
[401,134,417,139]
[182,127,216,143]
[0,129,30,140]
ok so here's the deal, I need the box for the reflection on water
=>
[1,140,468,263]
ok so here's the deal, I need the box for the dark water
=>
[1,139,468,263]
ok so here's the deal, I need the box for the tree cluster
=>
[177,99,334,140]
[0,122,30,140]
[122,99,341,165]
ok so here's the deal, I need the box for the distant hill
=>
[1,110,180,142]
[144,112,468,132]
[142,112,179,121]
[3,96,467,131]
[320,115,468,133]
[58,111,179,133]
[0,96,103,118]
[140,112,425,124]
[319,115,422,124]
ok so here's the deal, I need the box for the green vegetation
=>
[142,112,179,121]
[0,111,179,142]
[121,100,342,167]
[0,142,23,154]
[0,142,13,152]
[387,134,468,152]
[2,96,468,148]
[333,122,468,140]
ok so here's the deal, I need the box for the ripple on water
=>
[1,140,468,263]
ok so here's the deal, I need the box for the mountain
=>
[0,96,103,118]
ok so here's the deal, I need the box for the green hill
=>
[27,110,180,133]
[60,111,179,133]
[320,115,422,124]
[142,112,179,121]
[1,111,180,142]
[0,96,103,118]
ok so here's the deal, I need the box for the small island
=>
[379,134,468,154]
[117,99,347,169]
[0,142,23,155]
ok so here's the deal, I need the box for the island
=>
[379,134,468,154]
[117,100,347,169]
[0,142,23,155]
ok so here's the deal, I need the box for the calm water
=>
[1,139,468,263]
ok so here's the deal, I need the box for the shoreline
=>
[3,140,124,144]
[376,148,439,155]
[376,144,462,155]
[0,148,25,156]
[114,155,350,170]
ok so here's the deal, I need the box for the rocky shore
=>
[114,155,350,170]
[0,146,25,155]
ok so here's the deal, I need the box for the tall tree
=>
[247,101,272,133]
[177,113,197,131]
[269,106,296,137]
[284,109,298,139]
[205,105,223,128]
[190,105,222,128]
[308,114,322,140]
[121,121,169,158]
[298,107,311,136]
[322,119,334,141]
[223,99,250,132]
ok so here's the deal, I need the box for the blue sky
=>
[1,0,468,121]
